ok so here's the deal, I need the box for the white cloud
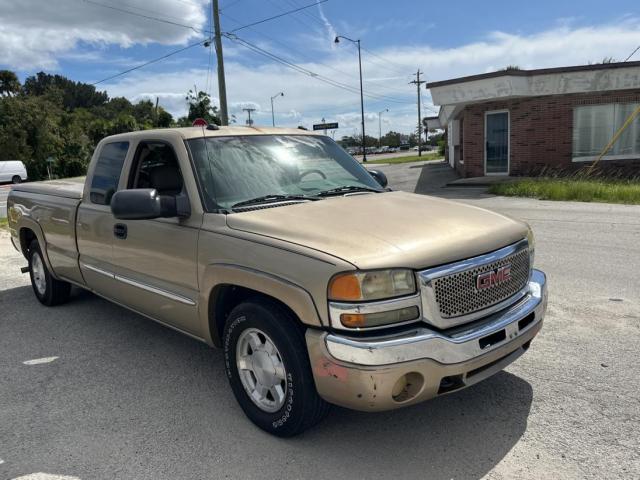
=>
[0,0,207,70]
[2,2,639,136]
[102,18,640,134]
[316,0,337,43]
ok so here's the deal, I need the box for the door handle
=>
[113,223,128,240]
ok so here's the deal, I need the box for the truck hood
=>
[226,191,528,270]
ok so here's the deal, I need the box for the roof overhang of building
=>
[428,62,640,125]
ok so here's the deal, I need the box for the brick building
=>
[426,62,640,177]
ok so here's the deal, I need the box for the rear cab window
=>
[90,142,129,205]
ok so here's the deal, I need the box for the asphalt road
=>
[1,162,639,479]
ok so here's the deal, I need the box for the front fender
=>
[199,263,324,346]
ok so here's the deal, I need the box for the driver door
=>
[107,138,203,335]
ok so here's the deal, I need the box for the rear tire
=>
[28,239,71,306]
[12,175,22,184]
[223,298,330,437]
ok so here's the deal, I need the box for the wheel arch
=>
[200,264,324,347]
[17,220,59,279]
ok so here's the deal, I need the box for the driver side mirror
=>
[368,169,388,188]
[111,189,189,220]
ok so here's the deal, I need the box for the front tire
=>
[28,239,71,306]
[223,298,330,437]
[12,175,22,184]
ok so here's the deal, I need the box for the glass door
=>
[485,111,509,174]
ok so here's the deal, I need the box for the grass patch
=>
[0,218,8,230]
[489,178,640,204]
[366,153,442,164]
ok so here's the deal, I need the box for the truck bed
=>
[8,177,86,286]
[11,177,85,199]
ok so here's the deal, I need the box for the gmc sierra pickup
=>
[7,125,547,437]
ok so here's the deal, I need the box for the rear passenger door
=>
[106,139,202,335]
[77,141,130,295]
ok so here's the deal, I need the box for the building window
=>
[573,103,640,162]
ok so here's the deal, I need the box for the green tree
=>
[380,131,403,147]
[23,72,108,110]
[0,70,21,97]
[186,89,221,125]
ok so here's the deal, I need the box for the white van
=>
[0,160,28,183]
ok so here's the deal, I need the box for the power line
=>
[81,0,210,34]
[228,0,328,32]
[224,33,411,104]
[360,46,411,77]
[91,38,209,85]
[278,0,326,29]
[221,11,411,100]
[625,45,640,62]
[81,0,329,38]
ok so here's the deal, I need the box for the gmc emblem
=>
[476,264,512,290]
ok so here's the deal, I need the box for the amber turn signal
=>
[328,273,362,301]
[340,313,367,328]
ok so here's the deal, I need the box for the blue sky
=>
[1,0,639,134]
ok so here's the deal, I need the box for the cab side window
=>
[129,142,184,196]
[90,142,129,205]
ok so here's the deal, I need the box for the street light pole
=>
[335,35,367,162]
[270,91,284,127]
[378,108,388,147]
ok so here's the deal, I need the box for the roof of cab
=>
[105,126,324,142]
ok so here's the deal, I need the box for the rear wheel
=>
[223,298,330,437]
[28,239,71,306]
[12,175,21,184]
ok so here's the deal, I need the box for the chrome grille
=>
[432,248,530,319]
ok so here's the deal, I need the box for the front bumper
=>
[306,269,547,411]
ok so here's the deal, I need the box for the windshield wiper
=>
[316,185,383,197]
[231,194,317,209]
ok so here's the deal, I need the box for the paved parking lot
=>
[1,162,639,479]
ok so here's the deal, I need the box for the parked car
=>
[8,126,547,437]
[0,160,28,184]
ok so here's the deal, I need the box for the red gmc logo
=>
[476,264,512,290]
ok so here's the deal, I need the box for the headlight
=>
[527,226,535,266]
[328,269,416,302]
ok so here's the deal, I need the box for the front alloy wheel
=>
[223,298,330,437]
[236,328,288,413]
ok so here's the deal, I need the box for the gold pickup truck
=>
[7,126,547,437]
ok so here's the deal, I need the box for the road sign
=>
[313,122,338,131]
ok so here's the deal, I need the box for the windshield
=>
[187,135,382,210]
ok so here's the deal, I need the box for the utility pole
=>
[212,0,229,125]
[410,70,426,156]
[243,107,256,126]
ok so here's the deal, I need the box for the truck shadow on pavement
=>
[0,286,532,480]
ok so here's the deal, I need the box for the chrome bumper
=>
[324,269,547,366]
[306,270,547,411]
